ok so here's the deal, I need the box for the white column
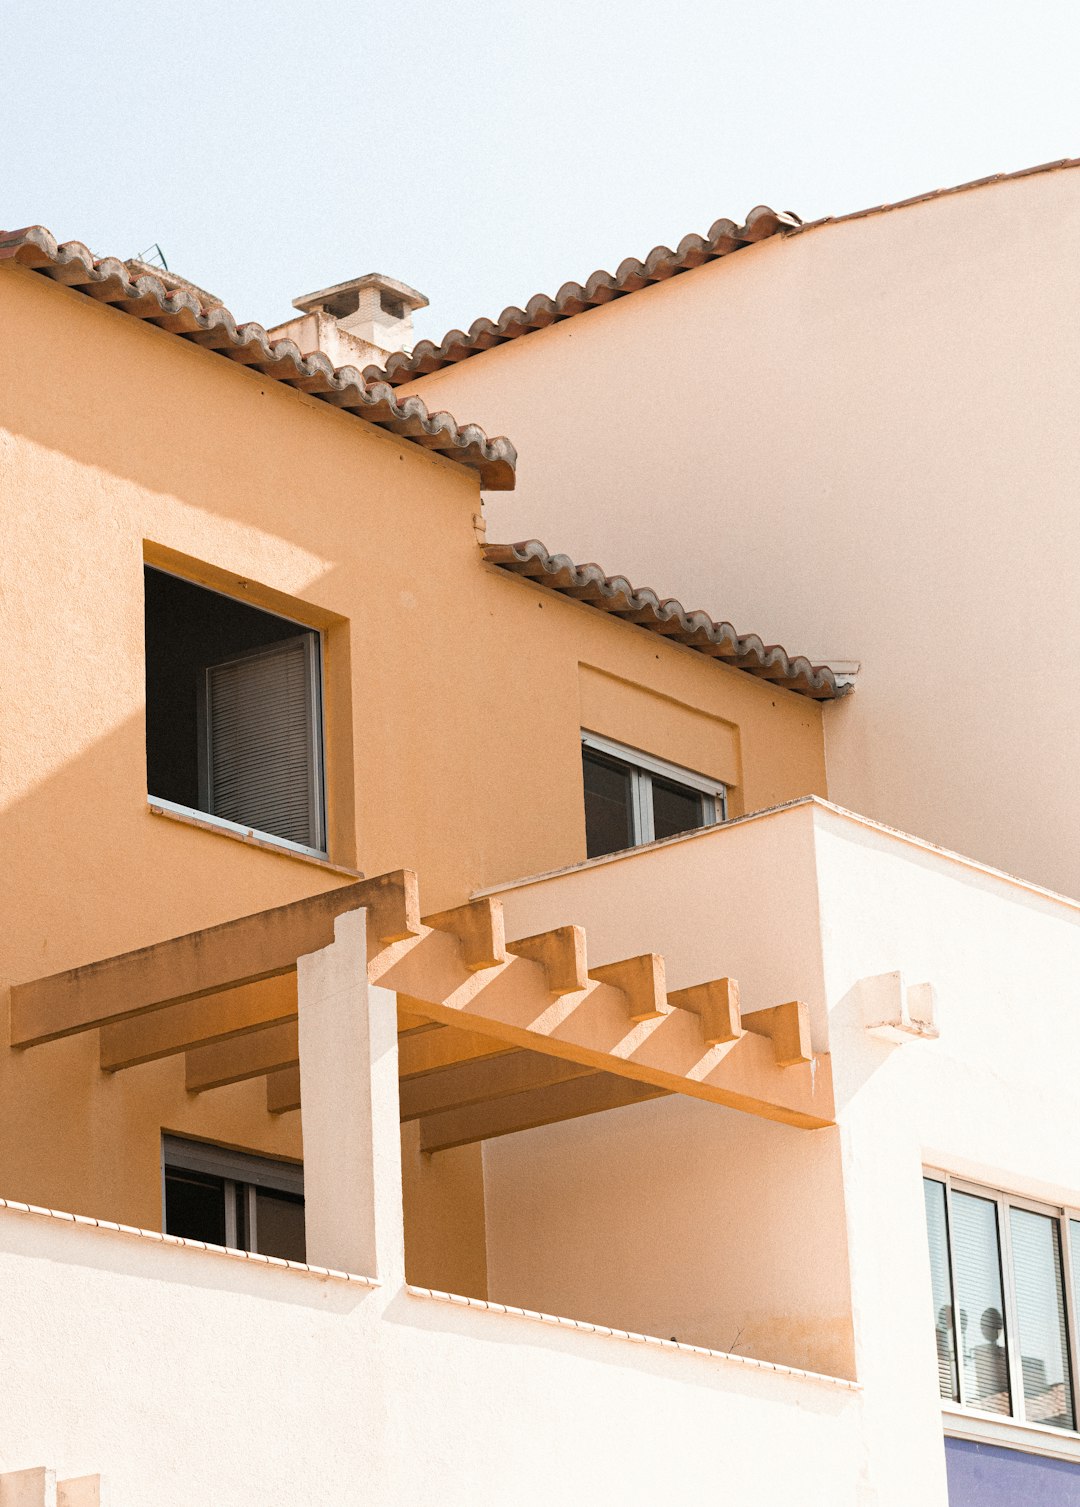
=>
[296,906,404,1283]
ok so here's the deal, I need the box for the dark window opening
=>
[144,566,325,852]
[164,1167,228,1249]
[163,1137,305,1263]
[652,775,706,843]
[581,737,723,860]
[583,750,634,859]
[380,291,406,320]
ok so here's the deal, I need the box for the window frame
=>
[144,565,328,861]
[580,730,727,850]
[162,1135,304,1257]
[925,1167,1080,1439]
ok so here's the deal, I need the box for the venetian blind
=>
[924,1178,959,1402]
[951,1190,1011,1415]
[205,634,322,850]
[1009,1207,1074,1429]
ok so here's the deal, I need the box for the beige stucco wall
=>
[0,264,826,1284]
[404,164,1080,902]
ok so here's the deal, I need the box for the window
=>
[580,732,726,860]
[380,291,406,320]
[163,1136,305,1263]
[924,1173,1077,1432]
[144,566,326,856]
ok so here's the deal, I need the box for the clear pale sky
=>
[3,0,1077,345]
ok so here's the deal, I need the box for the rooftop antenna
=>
[135,243,169,272]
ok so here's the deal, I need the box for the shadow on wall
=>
[476,1092,856,1380]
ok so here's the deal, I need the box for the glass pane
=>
[164,1168,227,1247]
[254,1188,306,1263]
[651,776,707,842]
[952,1190,1011,1414]
[1010,1208,1074,1428]
[924,1178,959,1401]
[582,750,633,858]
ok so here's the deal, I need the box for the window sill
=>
[943,1404,1080,1464]
[147,797,362,879]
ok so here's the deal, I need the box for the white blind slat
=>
[205,634,321,850]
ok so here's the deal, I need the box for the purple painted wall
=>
[945,1436,1080,1504]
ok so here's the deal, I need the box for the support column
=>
[296,906,404,1282]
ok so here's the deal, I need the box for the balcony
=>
[5,796,1080,1503]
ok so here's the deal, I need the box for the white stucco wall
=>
[0,1206,860,1507]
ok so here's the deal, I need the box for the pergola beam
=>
[186,1020,299,1093]
[418,1073,670,1154]
[266,1066,301,1115]
[399,1048,595,1121]
[10,865,833,1131]
[373,926,833,1129]
[100,974,299,1072]
[397,1021,518,1077]
[9,872,420,1048]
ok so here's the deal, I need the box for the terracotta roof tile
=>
[368,205,799,386]
[372,157,1080,389]
[484,540,851,700]
[0,225,517,489]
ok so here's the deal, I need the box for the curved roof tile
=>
[368,205,800,386]
[0,225,517,489]
[484,540,851,701]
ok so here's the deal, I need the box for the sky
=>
[2,0,1078,345]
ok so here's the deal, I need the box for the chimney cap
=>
[292,272,428,317]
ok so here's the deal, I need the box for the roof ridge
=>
[0,225,516,489]
[790,154,1080,236]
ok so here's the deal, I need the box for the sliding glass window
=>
[924,1173,1077,1432]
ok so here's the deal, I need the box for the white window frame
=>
[145,567,328,859]
[580,730,727,847]
[925,1167,1080,1441]
[162,1135,304,1255]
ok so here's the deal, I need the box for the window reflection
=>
[951,1191,1011,1415]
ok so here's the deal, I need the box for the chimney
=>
[269,273,428,373]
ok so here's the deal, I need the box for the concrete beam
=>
[397,1021,518,1077]
[588,953,667,1021]
[423,896,506,972]
[668,977,742,1045]
[399,1048,595,1121]
[10,872,420,1047]
[742,1001,812,1067]
[100,974,298,1072]
[419,1073,670,1154]
[506,925,587,994]
[266,1066,302,1115]
[185,1020,298,1093]
[372,928,834,1128]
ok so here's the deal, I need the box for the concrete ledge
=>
[405,1284,860,1390]
[0,1197,380,1287]
[147,799,363,879]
